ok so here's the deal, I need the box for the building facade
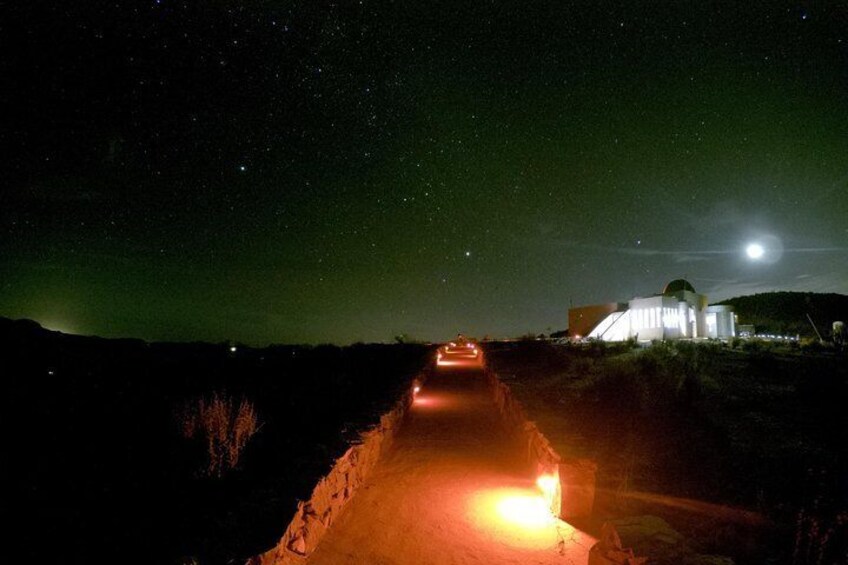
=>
[568,279,735,342]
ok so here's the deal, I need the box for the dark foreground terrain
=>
[485,340,848,564]
[4,318,430,564]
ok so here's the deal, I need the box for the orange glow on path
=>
[468,487,580,551]
[306,366,595,565]
[497,494,552,527]
[472,487,553,527]
[435,342,484,369]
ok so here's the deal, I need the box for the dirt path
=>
[306,367,596,565]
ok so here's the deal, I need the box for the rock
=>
[682,555,735,565]
[287,533,307,556]
[607,515,687,563]
[588,523,648,565]
[605,516,735,565]
[610,515,684,547]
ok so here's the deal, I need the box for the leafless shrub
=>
[178,392,261,477]
[793,508,848,565]
[231,397,260,469]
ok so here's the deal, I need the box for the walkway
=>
[306,366,595,565]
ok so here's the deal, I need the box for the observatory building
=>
[568,279,736,342]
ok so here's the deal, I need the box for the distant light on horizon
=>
[40,319,78,335]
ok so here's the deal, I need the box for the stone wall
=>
[248,373,427,565]
[484,367,596,520]
[485,368,561,469]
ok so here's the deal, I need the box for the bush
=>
[741,338,762,352]
[586,337,607,357]
[800,338,824,354]
[178,392,261,477]
[793,507,848,564]
[517,332,541,342]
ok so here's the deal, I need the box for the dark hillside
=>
[485,340,848,564]
[716,291,848,338]
[3,317,430,564]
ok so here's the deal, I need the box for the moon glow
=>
[746,243,765,260]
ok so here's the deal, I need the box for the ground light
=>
[467,485,571,550]
[536,474,559,511]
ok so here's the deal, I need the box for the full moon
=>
[746,243,765,260]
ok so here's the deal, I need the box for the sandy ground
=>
[306,366,596,565]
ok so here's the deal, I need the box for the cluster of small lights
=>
[752,334,799,341]
[436,340,481,366]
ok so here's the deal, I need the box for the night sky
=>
[3,2,847,344]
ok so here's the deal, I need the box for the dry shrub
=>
[179,392,261,477]
[793,508,848,565]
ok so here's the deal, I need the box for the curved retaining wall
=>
[485,368,561,470]
[248,372,428,565]
[484,367,596,520]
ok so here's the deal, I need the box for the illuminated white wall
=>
[587,310,631,341]
[689,307,697,337]
[705,312,717,337]
[705,305,735,338]
[628,297,669,341]
[678,301,688,336]
[578,287,735,342]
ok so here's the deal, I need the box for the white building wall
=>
[706,305,736,338]
[580,285,735,342]
[678,301,689,338]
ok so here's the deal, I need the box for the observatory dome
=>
[663,279,696,294]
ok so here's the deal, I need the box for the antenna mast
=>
[806,313,824,344]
